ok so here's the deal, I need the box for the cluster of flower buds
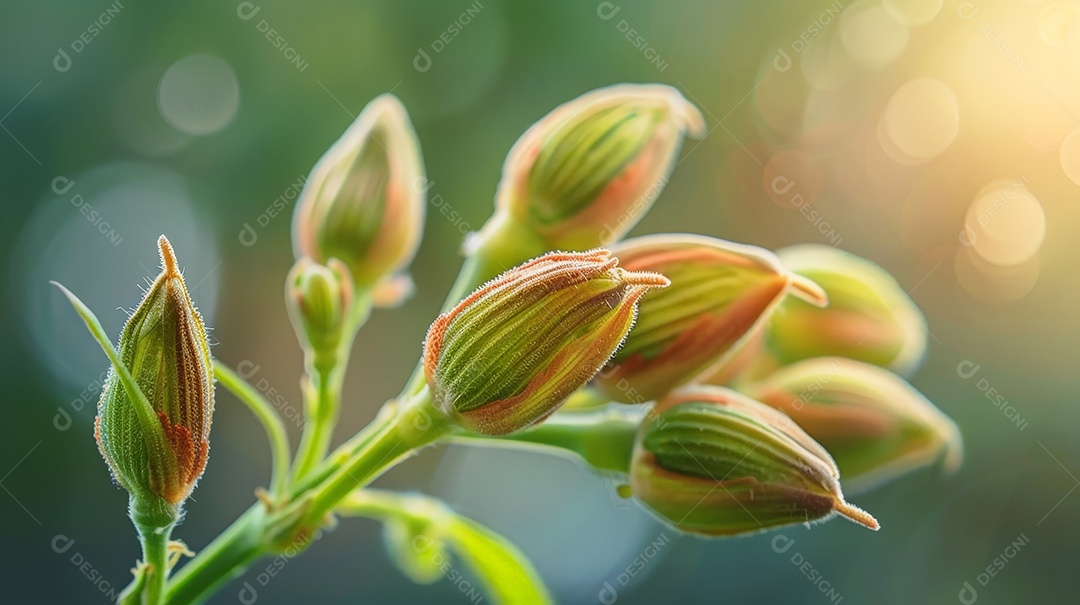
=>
[630,386,878,536]
[292,94,426,306]
[595,234,827,403]
[743,357,962,492]
[94,237,214,526]
[423,250,669,435]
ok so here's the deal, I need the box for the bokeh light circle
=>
[158,54,240,136]
[883,78,960,162]
[840,1,910,68]
[963,182,1046,266]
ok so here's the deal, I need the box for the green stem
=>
[129,522,173,605]
[165,391,448,604]
[292,295,372,481]
[214,363,291,499]
[164,505,267,605]
[449,405,644,474]
[302,388,450,524]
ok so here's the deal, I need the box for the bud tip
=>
[833,500,880,531]
[158,235,179,277]
[787,273,828,307]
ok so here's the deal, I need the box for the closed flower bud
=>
[293,94,425,287]
[95,237,214,522]
[595,235,827,403]
[492,84,705,250]
[744,357,962,493]
[767,245,928,377]
[286,258,354,359]
[630,385,878,536]
[423,250,669,435]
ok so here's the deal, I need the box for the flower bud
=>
[595,235,827,403]
[423,250,669,435]
[286,258,354,358]
[492,84,705,250]
[744,357,962,493]
[630,385,878,536]
[95,237,214,521]
[767,245,928,377]
[293,94,425,287]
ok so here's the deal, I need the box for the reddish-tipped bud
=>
[745,357,963,493]
[423,250,669,435]
[293,94,425,290]
[630,385,878,537]
[768,245,928,377]
[488,84,704,250]
[595,234,826,403]
[95,237,214,521]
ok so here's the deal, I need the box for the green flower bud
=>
[630,385,878,536]
[768,245,928,377]
[491,84,705,250]
[595,234,827,403]
[95,236,214,523]
[293,94,425,287]
[286,258,354,359]
[423,250,669,435]
[745,357,962,493]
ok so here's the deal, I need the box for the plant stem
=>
[214,363,291,499]
[132,522,174,605]
[302,388,450,524]
[164,390,448,604]
[449,405,644,474]
[292,296,371,481]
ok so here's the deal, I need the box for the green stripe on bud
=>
[423,250,669,435]
[745,357,962,493]
[596,234,826,403]
[493,84,705,250]
[630,385,878,536]
[293,94,425,290]
[768,245,928,377]
[95,236,214,523]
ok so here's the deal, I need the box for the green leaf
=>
[51,282,169,464]
[340,490,553,605]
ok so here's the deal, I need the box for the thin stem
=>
[448,405,645,474]
[135,523,173,605]
[302,388,450,525]
[214,363,291,499]
[164,505,267,605]
[292,295,371,481]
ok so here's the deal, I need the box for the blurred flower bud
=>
[767,245,928,377]
[630,385,878,536]
[423,249,669,435]
[595,235,827,403]
[95,237,214,523]
[293,94,425,287]
[286,258,354,360]
[491,84,705,250]
[744,357,962,493]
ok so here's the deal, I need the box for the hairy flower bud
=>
[293,94,425,288]
[95,237,214,520]
[423,250,669,435]
[630,386,878,536]
[745,357,962,493]
[286,258,354,358]
[492,84,705,250]
[767,245,928,377]
[595,235,827,403]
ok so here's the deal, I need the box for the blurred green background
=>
[2,0,1079,603]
